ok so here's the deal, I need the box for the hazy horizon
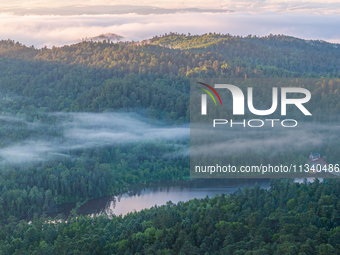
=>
[1,1,340,48]
[2,0,340,12]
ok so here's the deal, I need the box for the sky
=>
[0,0,340,47]
[1,0,339,10]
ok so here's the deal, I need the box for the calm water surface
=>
[76,179,270,217]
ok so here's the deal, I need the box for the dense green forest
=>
[2,179,340,254]
[1,33,340,253]
[1,33,340,123]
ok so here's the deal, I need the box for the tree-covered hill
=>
[150,33,340,75]
[1,34,340,124]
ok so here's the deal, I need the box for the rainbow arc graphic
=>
[198,82,222,115]
[198,82,222,106]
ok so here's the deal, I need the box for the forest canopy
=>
[0,33,340,254]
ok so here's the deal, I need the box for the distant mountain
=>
[81,33,123,43]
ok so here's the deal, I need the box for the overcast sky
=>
[0,0,339,48]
